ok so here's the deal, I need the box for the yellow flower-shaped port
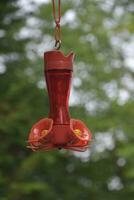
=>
[41,130,48,137]
[74,129,82,137]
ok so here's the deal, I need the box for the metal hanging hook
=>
[52,0,61,50]
[55,40,61,50]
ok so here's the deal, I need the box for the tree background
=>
[0,0,134,199]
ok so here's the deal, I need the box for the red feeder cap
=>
[44,50,75,71]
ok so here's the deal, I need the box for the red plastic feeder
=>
[28,50,92,152]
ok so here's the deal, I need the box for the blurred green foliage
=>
[0,0,134,199]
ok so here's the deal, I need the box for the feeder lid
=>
[44,50,75,70]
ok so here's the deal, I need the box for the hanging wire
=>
[52,0,61,50]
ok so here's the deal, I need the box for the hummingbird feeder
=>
[27,0,92,152]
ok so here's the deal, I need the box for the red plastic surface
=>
[28,50,92,152]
